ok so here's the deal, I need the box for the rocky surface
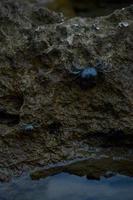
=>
[31,156,133,180]
[0,0,133,181]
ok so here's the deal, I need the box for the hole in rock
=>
[48,122,62,134]
[0,94,24,111]
[0,109,20,126]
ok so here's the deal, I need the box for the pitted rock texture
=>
[0,0,133,180]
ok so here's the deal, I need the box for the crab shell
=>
[81,67,98,79]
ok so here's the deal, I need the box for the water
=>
[0,172,133,200]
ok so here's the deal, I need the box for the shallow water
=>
[0,172,133,200]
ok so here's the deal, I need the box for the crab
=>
[69,60,112,88]
[20,122,40,133]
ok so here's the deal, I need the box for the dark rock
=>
[0,173,10,182]
[0,0,133,180]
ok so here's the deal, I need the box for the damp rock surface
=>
[0,0,133,180]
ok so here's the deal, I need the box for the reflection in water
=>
[0,173,133,200]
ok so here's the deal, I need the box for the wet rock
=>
[30,157,133,180]
[0,172,10,182]
[104,171,116,178]
[45,0,76,17]
[0,0,133,179]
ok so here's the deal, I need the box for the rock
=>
[44,0,76,17]
[104,171,116,178]
[0,172,10,182]
[0,0,133,179]
[30,157,133,180]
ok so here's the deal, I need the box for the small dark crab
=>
[69,60,112,89]
[20,122,40,134]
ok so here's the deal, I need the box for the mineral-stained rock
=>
[0,0,133,180]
